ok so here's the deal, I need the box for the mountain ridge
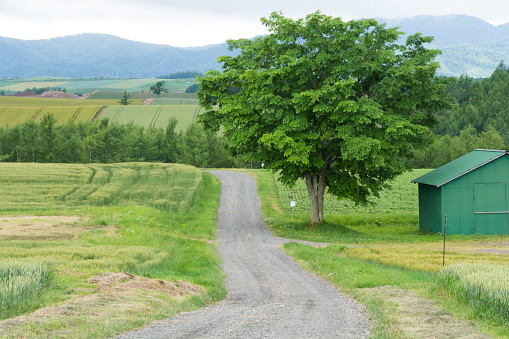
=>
[2,14,509,78]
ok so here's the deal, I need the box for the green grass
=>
[275,169,430,215]
[0,106,103,126]
[0,261,54,319]
[437,263,509,326]
[0,163,203,212]
[101,105,200,130]
[0,97,131,107]
[0,163,225,338]
[152,98,199,105]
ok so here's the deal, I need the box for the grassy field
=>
[0,106,103,125]
[246,168,509,338]
[0,78,195,94]
[0,163,225,338]
[101,105,201,130]
[0,97,133,107]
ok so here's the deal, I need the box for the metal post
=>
[443,214,447,267]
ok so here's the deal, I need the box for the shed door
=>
[473,183,508,234]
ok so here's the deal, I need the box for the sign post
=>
[290,201,296,222]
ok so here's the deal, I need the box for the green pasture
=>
[275,169,430,215]
[0,78,195,95]
[88,92,197,100]
[0,106,103,126]
[153,98,199,105]
[0,96,139,107]
[0,163,202,212]
[101,105,200,130]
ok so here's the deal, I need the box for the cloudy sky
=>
[1,0,509,47]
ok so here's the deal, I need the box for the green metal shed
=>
[412,149,509,235]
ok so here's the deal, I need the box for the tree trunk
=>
[304,170,327,224]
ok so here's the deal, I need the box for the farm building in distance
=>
[412,149,509,235]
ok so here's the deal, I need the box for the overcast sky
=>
[1,0,509,47]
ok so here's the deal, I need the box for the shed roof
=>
[412,149,507,187]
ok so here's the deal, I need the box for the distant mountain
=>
[2,15,509,78]
[378,15,509,77]
[0,33,235,78]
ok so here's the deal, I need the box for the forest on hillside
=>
[408,62,509,168]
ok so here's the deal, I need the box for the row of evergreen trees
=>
[0,113,245,168]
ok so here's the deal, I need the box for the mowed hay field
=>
[102,105,200,130]
[0,162,225,338]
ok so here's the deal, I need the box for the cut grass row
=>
[0,163,225,338]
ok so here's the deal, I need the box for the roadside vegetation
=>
[0,163,225,338]
[247,168,509,338]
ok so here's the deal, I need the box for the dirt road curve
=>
[118,171,371,338]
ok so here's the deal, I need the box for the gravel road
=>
[117,171,371,338]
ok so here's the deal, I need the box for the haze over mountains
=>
[1,14,509,78]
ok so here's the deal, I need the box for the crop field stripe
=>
[72,107,83,120]
[111,106,123,124]
[151,106,163,127]
[31,108,44,120]
[0,107,8,115]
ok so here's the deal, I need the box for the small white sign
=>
[290,201,296,207]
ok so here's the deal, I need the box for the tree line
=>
[407,62,509,168]
[156,71,203,79]
[0,114,246,168]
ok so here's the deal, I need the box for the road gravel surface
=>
[118,171,371,338]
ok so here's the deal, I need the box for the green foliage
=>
[118,90,133,105]
[0,261,54,319]
[150,81,168,97]
[0,119,243,167]
[409,63,509,168]
[198,11,452,223]
[185,83,200,93]
[24,86,67,94]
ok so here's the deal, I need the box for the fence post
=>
[443,214,447,267]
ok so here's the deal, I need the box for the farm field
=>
[0,78,195,94]
[0,162,224,338]
[0,106,103,125]
[0,97,130,107]
[101,105,200,130]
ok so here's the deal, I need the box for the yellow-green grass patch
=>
[0,106,103,126]
[0,96,143,107]
[344,241,509,273]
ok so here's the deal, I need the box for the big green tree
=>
[197,12,452,224]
